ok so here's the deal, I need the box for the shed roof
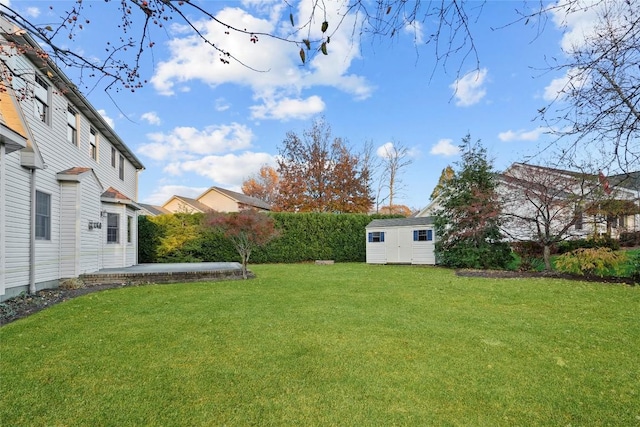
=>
[367,217,435,228]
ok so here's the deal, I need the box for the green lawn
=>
[1,264,639,426]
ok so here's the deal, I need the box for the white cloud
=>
[250,95,325,120]
[376,142,395,159]
[164,151,276,187]
[215,98,230,112]
[404,20,424,44]
[97,109,115,129]
[550,0,603,52]
[498,127,548,142]
[138,122,254,161]
[430,139,459,156]
[141,111,161,125]
[451,68,488,107]
[143,185,208,205]
[150,2,373,105]
[25,7,40,18]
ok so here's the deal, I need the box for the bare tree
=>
[537,0,640,173]
[377,141,413,214]
[499,163,607,270]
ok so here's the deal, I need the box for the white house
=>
[0,20,145,301]
[365,217,436,265]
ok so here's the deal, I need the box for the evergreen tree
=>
[434,135,512,269]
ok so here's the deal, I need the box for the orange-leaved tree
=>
[275,117,372,212]
[241,165,280,206]
[205,210,279,279]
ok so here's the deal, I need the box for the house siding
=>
[198,191,239,212]
[0,28,143,301]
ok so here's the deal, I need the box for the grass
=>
[1,263,639,426]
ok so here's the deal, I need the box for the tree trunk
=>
[543,245,552,271]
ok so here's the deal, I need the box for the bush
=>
[557,236,620,254]
[511,241,543,271]
[619,231,640,248]
[554,247,628,277]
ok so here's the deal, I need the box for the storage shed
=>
[365,217,436,265]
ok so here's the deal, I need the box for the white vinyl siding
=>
[0,49,142,300]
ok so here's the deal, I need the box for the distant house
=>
[365,217,436,265]
[498,163,639,240]
[0,19,144,301]
[419,163,640,243]
[138,204,170,217]
[162,195,212,214]
[162,186,271,214]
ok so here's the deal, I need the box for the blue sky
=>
[9,0,594,210]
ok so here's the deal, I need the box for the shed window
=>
[413,229,433,241]
[368,231,385,243]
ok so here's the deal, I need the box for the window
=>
[368,231,385,243]
[111,147,116,168]
[118,154,124,180]
[413,229,433,241]
[107,213,120,243]
[34,75,49,124]
[574,207,583,230]
[67,106,78,145]
[35,191,51,240]
[127,216,133,243]
[90,128,98,160]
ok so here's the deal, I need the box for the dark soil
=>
[1,270,635,327]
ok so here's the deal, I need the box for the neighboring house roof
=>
[609,172,640,193]
[1,22,144,171]
[367,217,435,228]
[163,195,211,213]
[139,203,170,216]
[200,186,272,211]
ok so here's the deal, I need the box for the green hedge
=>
[138,212,401,264]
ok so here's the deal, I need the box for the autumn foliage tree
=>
[205,209,280,279]
[241,165,280,206]
[434,135,511,269]
[274,117,372,213]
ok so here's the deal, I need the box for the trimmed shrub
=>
[554,247,628,277]
[557,236,620,254]
[139,212,401,264]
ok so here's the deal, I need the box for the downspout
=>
[29,168,36,294]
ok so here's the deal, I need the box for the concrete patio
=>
[80,262,249,286]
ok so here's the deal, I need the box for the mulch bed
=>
[455,269,637,285]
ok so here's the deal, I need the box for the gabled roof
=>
[608,172,640,192]
[199,186,271,211]
[163,195,211,213]
[139,203,170,216]
[0,19,144,171]
[56,167,104,190]
[367,217,435,228]
[102,186,140,210]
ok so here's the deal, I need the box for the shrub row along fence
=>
[139,212,401,264]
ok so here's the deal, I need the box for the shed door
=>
[387,228,412,263]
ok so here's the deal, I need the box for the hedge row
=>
[138,212,401,264]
